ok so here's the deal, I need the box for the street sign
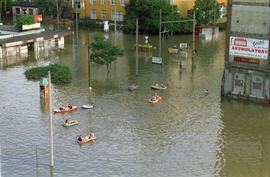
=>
[180,43,188,49]
[152,57,162,64]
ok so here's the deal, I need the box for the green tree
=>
[124,0,192,34]
[194,0,221,25]
[90,36,124,72]
[15,15,34,31]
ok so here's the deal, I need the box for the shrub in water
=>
[25,64,72,85]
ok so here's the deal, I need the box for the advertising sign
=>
[229,36,269,59]
[152,57,162,64]
[22,23,41,30]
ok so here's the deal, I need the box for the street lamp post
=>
[159,9,162,57]
[192,9,196,58]
[114,1,117,32]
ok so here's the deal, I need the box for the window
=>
[16,8,20,14]
[101,0,106,4]
[111,0,115,5]
[101,10,106,19]
[121,0,125,6]
[91,0,96,4]
[91,9,96,19]
[253,82,262,90]
[28,8,33,15]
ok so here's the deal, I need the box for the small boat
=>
[81,104,94,109]
[77,133,96,144]
[168,47,179,54]
[151,84,167,90]
[128,84,139,91]
[53,105,78,113]
[62,120,79,127]
[148,95,162,104]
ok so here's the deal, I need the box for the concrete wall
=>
[231,5,270,34]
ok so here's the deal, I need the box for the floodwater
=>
[0,29,270,177]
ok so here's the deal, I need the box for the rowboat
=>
[168,47,179,54]
[151,84,167,90]
[53,105,78,113]
[77,133,96,144]
[62,120,79,127]
[81,104,94,109]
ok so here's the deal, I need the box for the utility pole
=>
[88,29,92,91]
[136,18,138,75]
[56,0,59,30]
[159,9,162,57]
[192,9,196,58]
[48,71,54,168]
[75,7,79,44]
[114,1,117,32]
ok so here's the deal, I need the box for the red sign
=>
[34,14,43,22]
[234,57,260,64]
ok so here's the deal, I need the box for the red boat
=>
[53,105,78,113]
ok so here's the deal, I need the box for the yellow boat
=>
[168,47,179,54]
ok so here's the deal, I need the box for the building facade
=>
[169,0,227,17]
[73,0,127,21]
[222,0,270,102]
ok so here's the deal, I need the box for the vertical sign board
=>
[152,57,162,64]
[229,36,269,60]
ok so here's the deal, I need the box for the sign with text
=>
[152,57,162,64]
[22,23,40,31]
[229,36,269,60]
[179,43,188,49]
[234,57,260,64]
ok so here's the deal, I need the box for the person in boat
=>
[78,136,83,141]
[59,107,64,110]
[161,83,165,88]
[90,132,95,138]
[155,83,159,87]
[204,89,209,96]
[151,95,157,101]
[65,119,69,123]
[68,104,72,109]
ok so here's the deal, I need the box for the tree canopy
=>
[124,0,192,34]
[90,36,123,72]
[194,0,221,25]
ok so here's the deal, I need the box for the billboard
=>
[152,57,162,64]
[229,36,269,60]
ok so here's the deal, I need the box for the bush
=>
[16,15,34,31]
[78,19,103,28]
[25,64,72,85]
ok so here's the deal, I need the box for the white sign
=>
[152,57,162,64]
[229,36,269,60]
[179,43,188,49]
[22,23,41,31]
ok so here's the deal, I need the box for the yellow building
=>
[169,0,227,17]
[69,0,227,21]
[74,0,127,21]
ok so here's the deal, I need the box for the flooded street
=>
[0,29,269,177]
